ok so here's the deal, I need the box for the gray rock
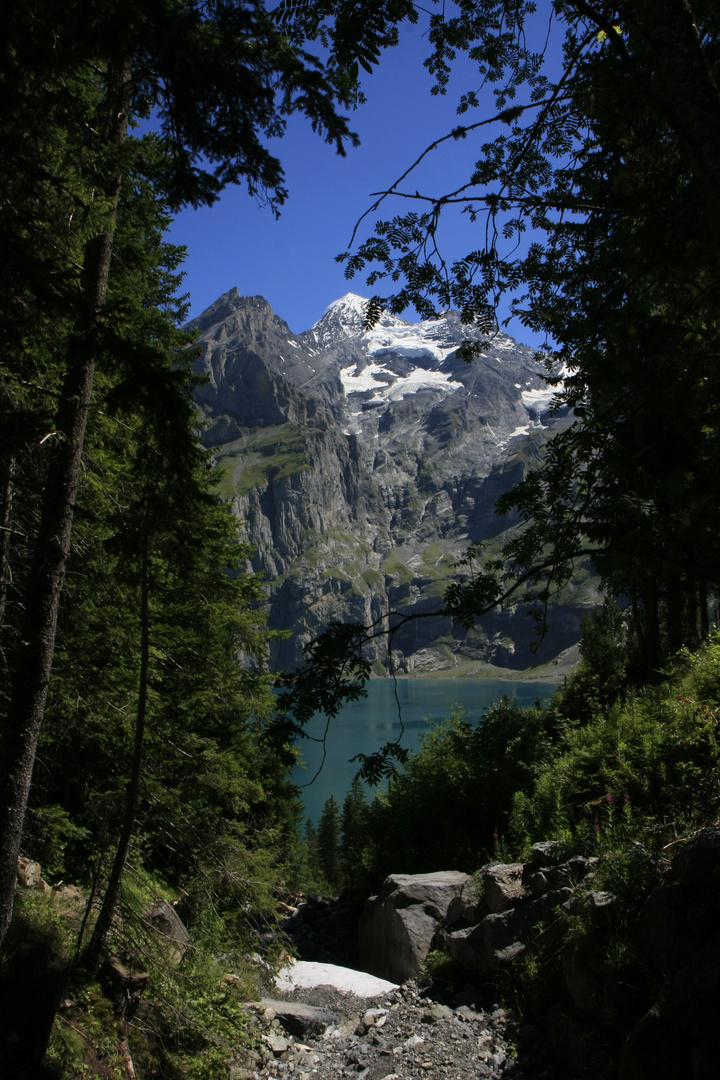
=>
[531,886,574,917]
[670,929,720,1040]
[635,882,697,976]
[619,1006,687,1080]
[566,855,590,881]
[562,888,615,916]
[561,947,650,1025]
[267,1032,291,1054]
[480,863,528,913]
[259,999,339,1037]
[16,857,42,888]
[421,1004,453,1023]
[446,877,484,926]
[358,872,470,983]
[447,906,533,972]
[544,866,573,890]
[672,827,720,889]
[528,871,549,897]
[529,842,564,869]
[142,900,190,964]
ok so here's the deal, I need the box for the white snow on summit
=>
[314,294,459,362]
[521,364,569,413]
[317,292,371,331]
[499,420,544,448]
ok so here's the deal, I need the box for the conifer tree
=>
[0,0,409,947]
[317,795,341,892]
[340,777,368,884]
[300,819,323,892]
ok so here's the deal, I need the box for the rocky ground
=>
[245,976,562,1080]
[238,892,565,1080]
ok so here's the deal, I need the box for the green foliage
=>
[339,778,371,889]
[28,202,290,928]
[217,424,315,497]
[422,947,463,983]
[295,819,330,894]
[380,551,413,584]
[4,889,77,965]
[22,806,91,882]
[1,0,419,964]
[509,632,720,854]
[39,888,262,1080]
[0,30,310,1060]
[547,601,629,725]
[355,699,551,881]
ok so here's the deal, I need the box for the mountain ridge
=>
[188,289,594,674]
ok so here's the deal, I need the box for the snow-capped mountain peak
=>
[321,292,370,323]
[311,293,414,346]
[312,293,372,340]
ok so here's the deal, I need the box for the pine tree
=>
[0,0,404,947]
[339,778,368,886]
[317,795,341,893]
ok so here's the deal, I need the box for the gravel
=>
[243,978,563,1080]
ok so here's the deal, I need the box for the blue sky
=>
[170,14,555,345]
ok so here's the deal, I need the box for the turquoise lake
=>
[293,677,556,824]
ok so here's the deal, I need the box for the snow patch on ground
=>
[275,961,399,998]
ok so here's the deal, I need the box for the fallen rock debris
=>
[243,978,562,1080]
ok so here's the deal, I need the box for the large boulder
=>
[635,882,697,977]
[619,1006,688,1080]
[142,900,190,964]
[258,999,338,1037]
[480,863,528,913]
[447,905,532,972]
[672,827,720,889]
[358,871,471,983]
[446,876,484,927]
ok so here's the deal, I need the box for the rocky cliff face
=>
[189,289,595,672]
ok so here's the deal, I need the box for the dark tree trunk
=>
[0,453,14,644]
[0,56,132,949]
[642,578,661,676]
[699,579,709,640]
[85,529,150,969]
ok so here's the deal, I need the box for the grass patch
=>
[213,423,314,497]
[321,567,351,581]
[362,568,384,587]
[381,550,414,584]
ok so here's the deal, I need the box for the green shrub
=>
[509,632,720,853]
[358,698,552,881]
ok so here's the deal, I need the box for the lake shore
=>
[390,643,579,684]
